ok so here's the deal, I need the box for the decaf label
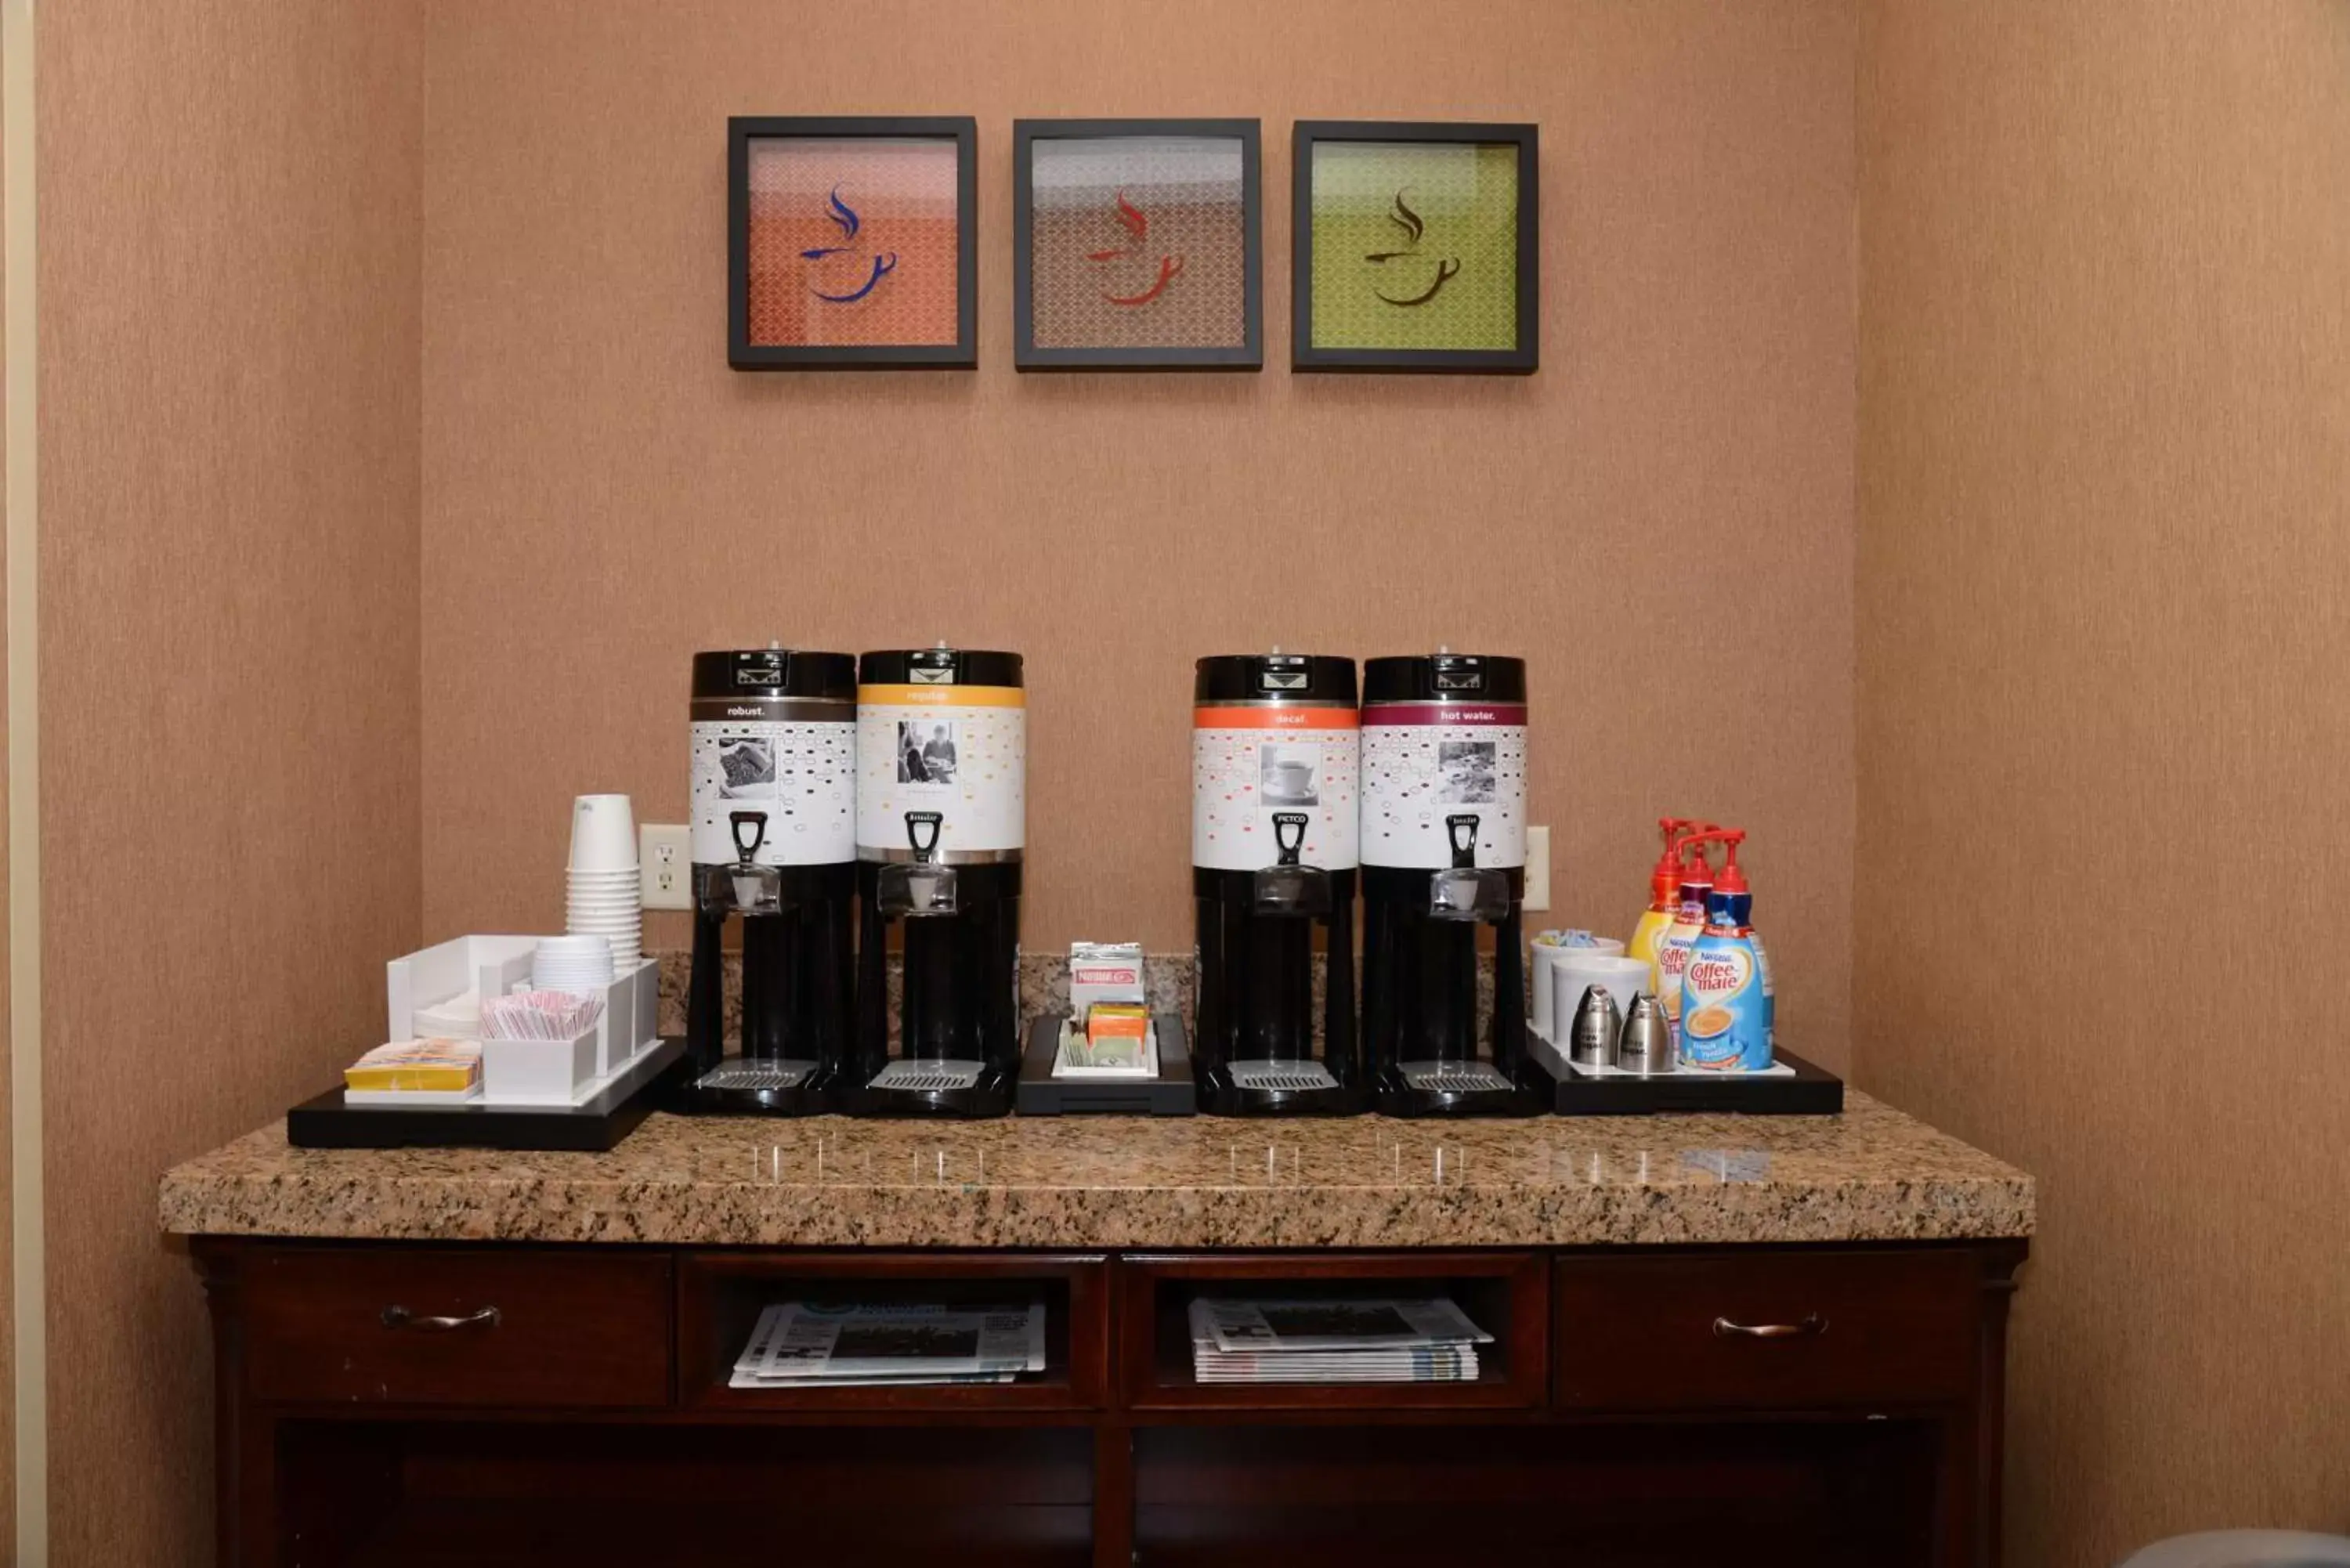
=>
[1191,707,1361,873]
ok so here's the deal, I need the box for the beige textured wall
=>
[38,2,423,1561]
[1,61,13,1549]
[1857,5,2350,1565]
[419,0,1862,1071]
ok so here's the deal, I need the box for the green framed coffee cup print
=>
[1292,121,1538,374]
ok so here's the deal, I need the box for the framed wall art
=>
[1291,121,1538,374]
[1013,118,1262,370]
[728,116,978,370]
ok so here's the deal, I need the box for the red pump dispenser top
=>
[1676,823,1719,890]
[1648,818,1696,906]
[1708,830,1749,894]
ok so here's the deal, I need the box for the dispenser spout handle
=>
[1271,811,1310,867]
[1446,814,1480,869]
[729,811,769,865]
[904,811,944,864]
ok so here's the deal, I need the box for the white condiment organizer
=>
[387,936,662,1108]
[480,1026,602,1104]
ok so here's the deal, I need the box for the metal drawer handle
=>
[1713,1313,1826,1339]
[380,1304,501,1333]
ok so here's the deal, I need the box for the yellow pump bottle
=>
[1628,818,1702,992]
[1655,829,1725,1046]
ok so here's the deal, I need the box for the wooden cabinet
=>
[1554,1248,1983,1411]
[236,1245,671,1409]
[194,1237,2024,1568]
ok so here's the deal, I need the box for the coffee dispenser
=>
[848,645,1025,1117]
[1359,652,1541,1115]
[678,646,859,1115]
[1191,652,1361,1115]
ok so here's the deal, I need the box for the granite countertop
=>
[158,1092,2032,1250]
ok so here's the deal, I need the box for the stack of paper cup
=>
[531,934,617,995]
[1529,933,1629,1040]
[566,794,642,970]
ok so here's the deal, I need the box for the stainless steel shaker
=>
[1616,992,1675,1075]
[1567,985,1622,1071]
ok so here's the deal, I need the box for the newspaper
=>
[1192,1348,1479,1383]
[1190,1295,1491,1355]
[729,1301,1047,1389]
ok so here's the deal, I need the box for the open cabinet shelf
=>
[678,1250,1111,1412]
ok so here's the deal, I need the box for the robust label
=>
[1360,703,1527,869]
[689,698,855,867]
[1679,934,1772,1071]
[1192,706,1358,873]
[857,686,1025,858]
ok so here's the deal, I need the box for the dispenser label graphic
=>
[1192,706,1358,873]
[858,686,1026,858]
[1361,703,1526,869]
[690,699,856,867]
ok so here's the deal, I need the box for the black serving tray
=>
[287,1038,689,1152]
[1526,1028,1843,1116]
[1017,1013,1197,1115]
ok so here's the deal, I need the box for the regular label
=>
[1360,703,1527,869]
[856,687,1026,857]
[1192,706,1359,873]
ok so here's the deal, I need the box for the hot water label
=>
[689,698,855,867]
[856,685,1026,858]
[1360,703,1527,869]
[1191,706,1359,873]
[1679,941,1771,1071]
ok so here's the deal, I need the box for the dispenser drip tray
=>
[1227,1059,1339,1095]
[1398,1060,1513,1095]
[695,1060,816,1093]
[869,1059,986,1094]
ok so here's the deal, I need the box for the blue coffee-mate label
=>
[1678,934,1771,1071]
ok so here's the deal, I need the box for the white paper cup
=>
[1552,954,1651,1040]
[1528,938,1629,1039]
[568,795,638,872]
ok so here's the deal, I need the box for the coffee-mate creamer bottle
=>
[1654,836,1717,1050]
[1628,817,1701,994]
[1679,831,1773,1071]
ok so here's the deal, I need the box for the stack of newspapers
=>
[1188,1295,1493,1385]
[730,1300,1047,1390]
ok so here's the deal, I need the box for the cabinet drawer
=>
[240,1247,672,1408]
[1554,1249,1979,1411]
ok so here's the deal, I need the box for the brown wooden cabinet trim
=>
[192,1235,2027,1568]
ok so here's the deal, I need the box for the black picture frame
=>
[1291,121,1538,375]
[1012,117,1263,371]
[728,115,978,370]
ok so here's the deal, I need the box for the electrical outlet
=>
[638,824,690,910]
[1524,826,1552,910]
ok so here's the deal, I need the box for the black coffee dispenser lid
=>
[1363,652,1526,704]
[1195,652,1358,704]
[692,647,857,702]
[859,645,1025,688]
